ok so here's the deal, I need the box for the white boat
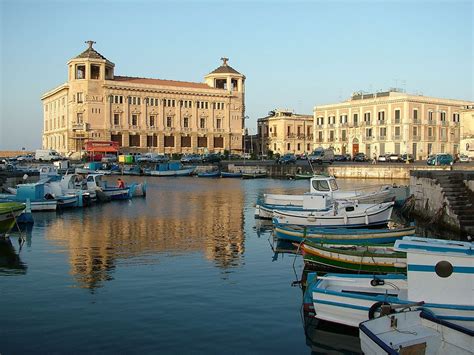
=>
[255,175,408,219]
[44,174,97,205]
[304,237,474,331]
[0,181,58,211]
[359,309,474,355]
[85,174,130,200]
[145,162,195,176]
[273,201,394,228]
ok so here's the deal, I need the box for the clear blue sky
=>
[1,0,472,150]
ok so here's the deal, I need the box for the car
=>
[334,154,347,162]
[137,153,169,163]
[180,154,202,164]
[388,154,402,162]
[377,154,389,162]
[427,153,454,166]
[295,153,307,160]
[16,154,34,162]
[228,154,242,160]
[459,154,470,163]
[242,152,251,159]
[101,154,118,163]
[353,153,368,162]
[202,153,222,163]
[277,154,297,165]
[308,148,335,164]
[400,154,414,163]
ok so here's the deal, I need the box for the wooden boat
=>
[304,237,474,330]
[262,175,409,206]
[294,172,314,179]
[0,202,26,235]
[145,162,195,176]
[273,201,394,228]
[197,170,220,178]
[274,224,416,245]
[300,240,407,273]
[221,171,243,178]
[242,171,267,179]
[359,310,474,355]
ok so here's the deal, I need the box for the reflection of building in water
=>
[45,184,244,289]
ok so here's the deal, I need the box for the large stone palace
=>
[41,41,246,155]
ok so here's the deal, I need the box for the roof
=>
[73,41,113,64]
[208,57,242,75]
[113,76,212,89]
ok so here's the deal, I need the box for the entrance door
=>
[412,143,417,160]
[352,144,359,156]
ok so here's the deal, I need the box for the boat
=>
[0,181,58,211]
[273,201,394,228]
[221,171,243,178]
[294,172,314,179]
[45,173,97,204]
[197,170,220,178]
[242,171,267,179]
[145,162,195,176]
[273,224,416,244]
[85,174,130,200]
[304,236,474,330]
[359,309,474,355]
[300,240,407,273]
[262,175,409,207]
[0,202,26,235]
[122,165,142,176]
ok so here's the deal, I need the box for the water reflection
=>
[0,237,27,275]
[36,178,245,290]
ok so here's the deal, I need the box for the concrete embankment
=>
[409,170,474,236]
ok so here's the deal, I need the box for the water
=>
[0,177,451,354]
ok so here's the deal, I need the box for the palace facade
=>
[313,89,473,160]
[257,109,313,156]
[41,41,246,155]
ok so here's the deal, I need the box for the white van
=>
[307,148,335,164]
[35,149,62,161]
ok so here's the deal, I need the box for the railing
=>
[287,133,296,138]
[392,135,401,140]
[340,136,348,142]
[394,119,401,124]
[306,135,314,140]
[215,128,225,132]
[412,135,421,141]
[379,135,387,141]
[72,122,89,131]
[198,128,208,133]
[440,120,448,126]
[164,127,175,132]
[413,119,421,124]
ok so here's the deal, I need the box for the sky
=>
[0,0,473,150]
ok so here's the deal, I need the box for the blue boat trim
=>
[313,298,370,311]
[395,243,473,255]
[408,264,474,274]
[420,310,474,337]
[359,323,398,355]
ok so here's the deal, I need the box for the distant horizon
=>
[1,0,472,150]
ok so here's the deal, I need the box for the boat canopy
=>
[310,176,339,193]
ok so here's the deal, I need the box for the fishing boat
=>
[85,174,130,200]
[0,202,26,235]
[242,171,267,179]
[300,240,407,273]
[273,224,416,244]
[145,162,195,176]
[122,165,142,176]
[197,170,220,178]
[221,171,243,178]
[45,174,97,204]
[273,201,394,228]
[262,175,409,207]
[304,237,474,330]
[359,309,474,355]
[294,172,314,179]
[0,181,58,211]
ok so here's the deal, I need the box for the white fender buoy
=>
[365,213,369,225]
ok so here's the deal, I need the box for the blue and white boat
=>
[0,181,58,211]
[304,237,474,331]
[85,174,130,200]
[359,309,473,355]
[197,170,220,178]
[144,162,195,176]
[221,171,243,178]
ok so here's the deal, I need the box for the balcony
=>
[412,135,421,141]
[364,136,374,141]
[413,119,421,124]
[340,136,348,142]
[306,135,314,140]
[198,128,208,133]
[379,135,387,141]
[72,122,89,131]
[287,133,296,138]
[392,135,401,140]
[215,128,225,132]
[164,127,175,132]
[440,120,448,126]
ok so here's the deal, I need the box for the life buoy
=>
[368,301,391,319]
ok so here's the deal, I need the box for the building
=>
[41,41,246,156]
[313,89,473,160]
[460,105,474,158]
[257,109,313,157]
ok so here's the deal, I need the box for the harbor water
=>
[0,177,455,354]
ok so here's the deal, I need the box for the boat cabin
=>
[310,175,339,194]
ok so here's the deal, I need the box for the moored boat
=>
[145,162,195,176]
[304,236,474,330]
[221,171,243,178]
[197,170,220,178]
[242,171,267,179]
[274,224,415,244]
[0,202,26,235]
[359,309,474,355]
[300,240,407,273]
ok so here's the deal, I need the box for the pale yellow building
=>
[257,109,313,156]
[313,89,473,160]
[460,105,474,158]
[41,41,246,156]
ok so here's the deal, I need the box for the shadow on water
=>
[0,236,27,275]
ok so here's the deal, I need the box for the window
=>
[413,109,418,120]
[312,179,330,192]
[428,110,434,122]
[364,112,371,123]
[216,118,221,129]
[77,92,83,103]
[197,101,209,109]
[395,126,400,136]
[76,65,86,79]
[166,117,172,127]
[353,113,358,125]
[341,130,347,140]
[339,115,348,124]
[287,143,291,150]
[297,143,301,150]
[164,136,175,147]
[91,65,100,79]
[200,118,206,129]
[214,137,224,148]
[413,126,418,137]
[197,137,207,148]
[181,100,192,108]
[113,113,120,125]
[183,117,189,128]
[149,115,155,127]
[329,131,334,141]
[394,109,401,122]
[129,96,141,105]
[164,99,175,107]
[365,128,372,137]
[131,114,138,126]
[113,95,123,104]
[77,113,83,123]
[181,136,191,147]
[379,127,387,137]
[453,113,460,123]
[147,135,158,147]
[428,127,433,137]
[317,117,324,126]
[440,111,446,121]
[378,111,385,122]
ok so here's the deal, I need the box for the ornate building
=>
[313,89,473,160]
[257,109,313,156]
[41,41,246,155]
[460,105,474,158]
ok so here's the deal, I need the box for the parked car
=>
[277,154,297,165]
[101,154,118,163]
[137,153,169,163]
[16,154,34,162]
[388,154,402,162]
[228,154,242,160]
[400,154,414,163]
[353,153,368,162]
[459,154,470,163]
[295,153,307,160]
[308,148,335,164]
[334,154,347,162]
[202,153,221,163]
[243,152,251,159]
[181,154,202,164]
[427,153,454,166]
[377,154,389,162]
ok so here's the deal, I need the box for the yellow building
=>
[257,109,313,156]
[41,41,246,156]
[460,105,474,158]
[313,89,473,160]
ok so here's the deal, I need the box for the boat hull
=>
[148,167,195,176]
[0,202,26,234]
